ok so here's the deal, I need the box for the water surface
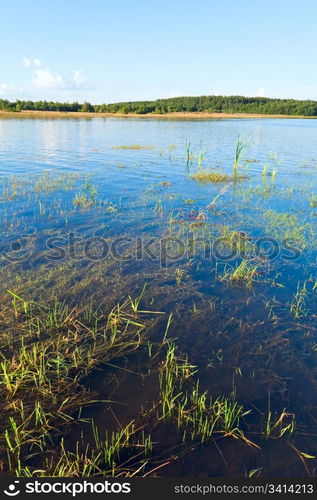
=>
[1,117,317,477]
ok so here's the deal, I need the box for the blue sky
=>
[1,0,316,103]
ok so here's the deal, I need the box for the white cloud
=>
[33,68,65,89]
[73,70,86,88]
[256,87,266,97]
[0,82,23,96]
[23,57,88,90]
[23,57,42,68]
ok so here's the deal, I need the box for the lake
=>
[1,116,317,477]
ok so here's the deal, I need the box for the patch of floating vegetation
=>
[190,169,235,184]
[112,144,154,150]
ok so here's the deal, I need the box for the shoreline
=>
[0,110,316,120]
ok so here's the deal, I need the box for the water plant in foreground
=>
[0,289,165,476]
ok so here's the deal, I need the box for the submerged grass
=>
[0,288,165,476]
[263,209,313,250]
[157,342,255,445]
[0,172,80,201]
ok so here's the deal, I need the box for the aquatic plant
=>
[219,259,259,288]
[175,267,188,286]
[197,148,206,172]
[290,282,307,318]
[103,200,118,213]
[264,411,295,439]
[185,139,192,170]
[154,199,164,217]
[233,136,248,178]
[73,192,95,208]
[309,194,317,207]
[207,182,233,211]
[219,226,254,256]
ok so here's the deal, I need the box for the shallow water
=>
[1,116,317,477]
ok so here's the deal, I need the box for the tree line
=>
[1,95,317,116]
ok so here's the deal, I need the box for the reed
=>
[233,136,248,179]
[185,140,192,170]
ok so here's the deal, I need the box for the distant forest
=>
[1,95,317,115]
